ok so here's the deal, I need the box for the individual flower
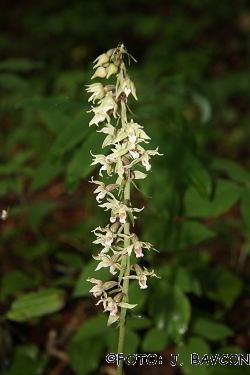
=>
[89,177,119,203]
[90,152,114,176]
[96,293,137,325]
[94,93,118,118]
[86,82,106,103]
[123,264,160,289]
[89,110,110,126]
[87,278,118,298]
[91,66,107,79]
[116,74,138,100]
[92,226,118,253]
[92,253,122,275]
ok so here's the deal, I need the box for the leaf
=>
[0,73,29,92]
[1,271,33,301]
[68,314,108,374]
[73,259,113,297]
[159,264,201,296]
[240,188,250,229]
[68,336,105,375]
[204,265,243,309]
[185,179,242,217]
[126,315,152,331]
[38,109,70,134]
[49,108,91,158]
[184,151,212,198]
[0,58,44,72]
[142,328,169,352]
[176,336,210,375]
[207,346,250,375]
[29,158,63,193]
[166,221,215,250]
[6,344,48,375]
[27,200,58,231]
[6,288,65,322]
[66,131,107,194]
[191,317,233,341]
[211,157,250,184]
[56,252,84,270]
[149,284,191,341]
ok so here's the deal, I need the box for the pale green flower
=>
[93,253,122,275]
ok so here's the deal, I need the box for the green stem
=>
[117,174,131,375]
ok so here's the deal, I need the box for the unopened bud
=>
[91,66,107,79]
[106,48,115,58]
[93,53,110,68]
[106,63,118,79]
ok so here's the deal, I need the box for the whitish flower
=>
[89,177,119,203]
[92,253,122,275]
[92,226,117,253]
[90,152,114,176]
[86,83,106,103]
[116,75,138,100]
[96,293,137,325]
[123,264,160,289]
[89,110,110,126]
[93,93,118,117]
[87,278,118,298]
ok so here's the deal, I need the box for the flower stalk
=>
[86,43,161,375]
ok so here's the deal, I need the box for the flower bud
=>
[106,48,115,58]
[106,63,118,79]
[93,53,110,68]
[91,66,107,79]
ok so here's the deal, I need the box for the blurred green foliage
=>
[1,0,250,374]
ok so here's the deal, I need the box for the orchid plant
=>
[86,43,161,374]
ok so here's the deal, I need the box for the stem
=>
[117,175,131,375]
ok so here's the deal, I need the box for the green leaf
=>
[126,315,152,331]
[0,58,44,72]
[159,264,201,296]
[49,108,91,158]
[142,328,168,352]
[211,157,250,184]
[0,73,29,92]
[6,344,48,375]
[26,200,58,231]
[191,317,233,341]
[240,188,250,229]
[149,284,191,341]
[56,252,84,270]
[70,313,109,341]
[38,109,70,134]
[166,221,215,250]
[185,179,242,217]
[6,288,65,322]
[176,337,210,375]
[207,346,250,375]
[204,265,243,309]
[66,131,107,193]
[1,271,33,301]
[68,314,108,374]
[29,158,63,193]
[68,336,105,375]
[73,259,113,297]
[184,152,212,198]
